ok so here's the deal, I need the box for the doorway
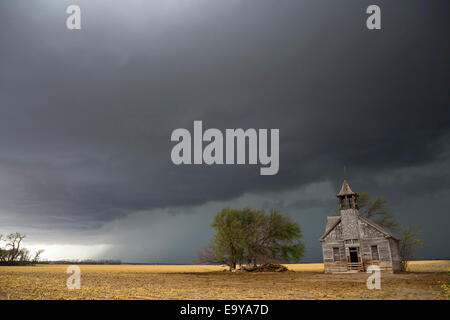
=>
[347,247,363,271]
[349,247,359,263]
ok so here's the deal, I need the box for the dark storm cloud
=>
[0,1,449,261]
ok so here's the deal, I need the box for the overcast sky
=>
[0,0,449,262]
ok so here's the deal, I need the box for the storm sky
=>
[0,0,449,262]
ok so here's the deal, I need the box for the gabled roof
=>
[325,216,340,232]
[319,215,400,242]
[337,179,356,196]
[358,215,400,241]
[320,216,341,241]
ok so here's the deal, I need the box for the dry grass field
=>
[0,261,448,300]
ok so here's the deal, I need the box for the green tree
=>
[257,209,305,264]
[211,208,247,270]
[357,192,398,231]
[205,207,305,270]
[240,207,266,266]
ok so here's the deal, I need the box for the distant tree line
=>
[197,207,305,270]
[0,233,122,266]
[0,232,44,266]
[39,259,122,265]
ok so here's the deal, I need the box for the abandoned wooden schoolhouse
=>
[320,180,401,273]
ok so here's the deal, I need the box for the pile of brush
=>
[243,262,289,272]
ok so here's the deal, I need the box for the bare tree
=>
[5,232,26,263]
[196,242,221,265]
[32,249,45,264]
[0,232,44,265]
[399,226,423,272]
[0,234,5,262]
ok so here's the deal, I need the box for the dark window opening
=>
[333,247,340,262]
[371,245,379,260]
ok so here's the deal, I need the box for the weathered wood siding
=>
[388,238,402,272]
[358,220,385,239]
[360,239,394,272]
[322,222,343,241]
[340,209,359,240]
[323,242,347,273]
[321,209,401,273]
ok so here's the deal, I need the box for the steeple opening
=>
[337,179,358,210]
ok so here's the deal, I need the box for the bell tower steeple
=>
[337,179,358,210]
[337,179,360,241]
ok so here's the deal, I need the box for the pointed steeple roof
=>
[337,179,356,196]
